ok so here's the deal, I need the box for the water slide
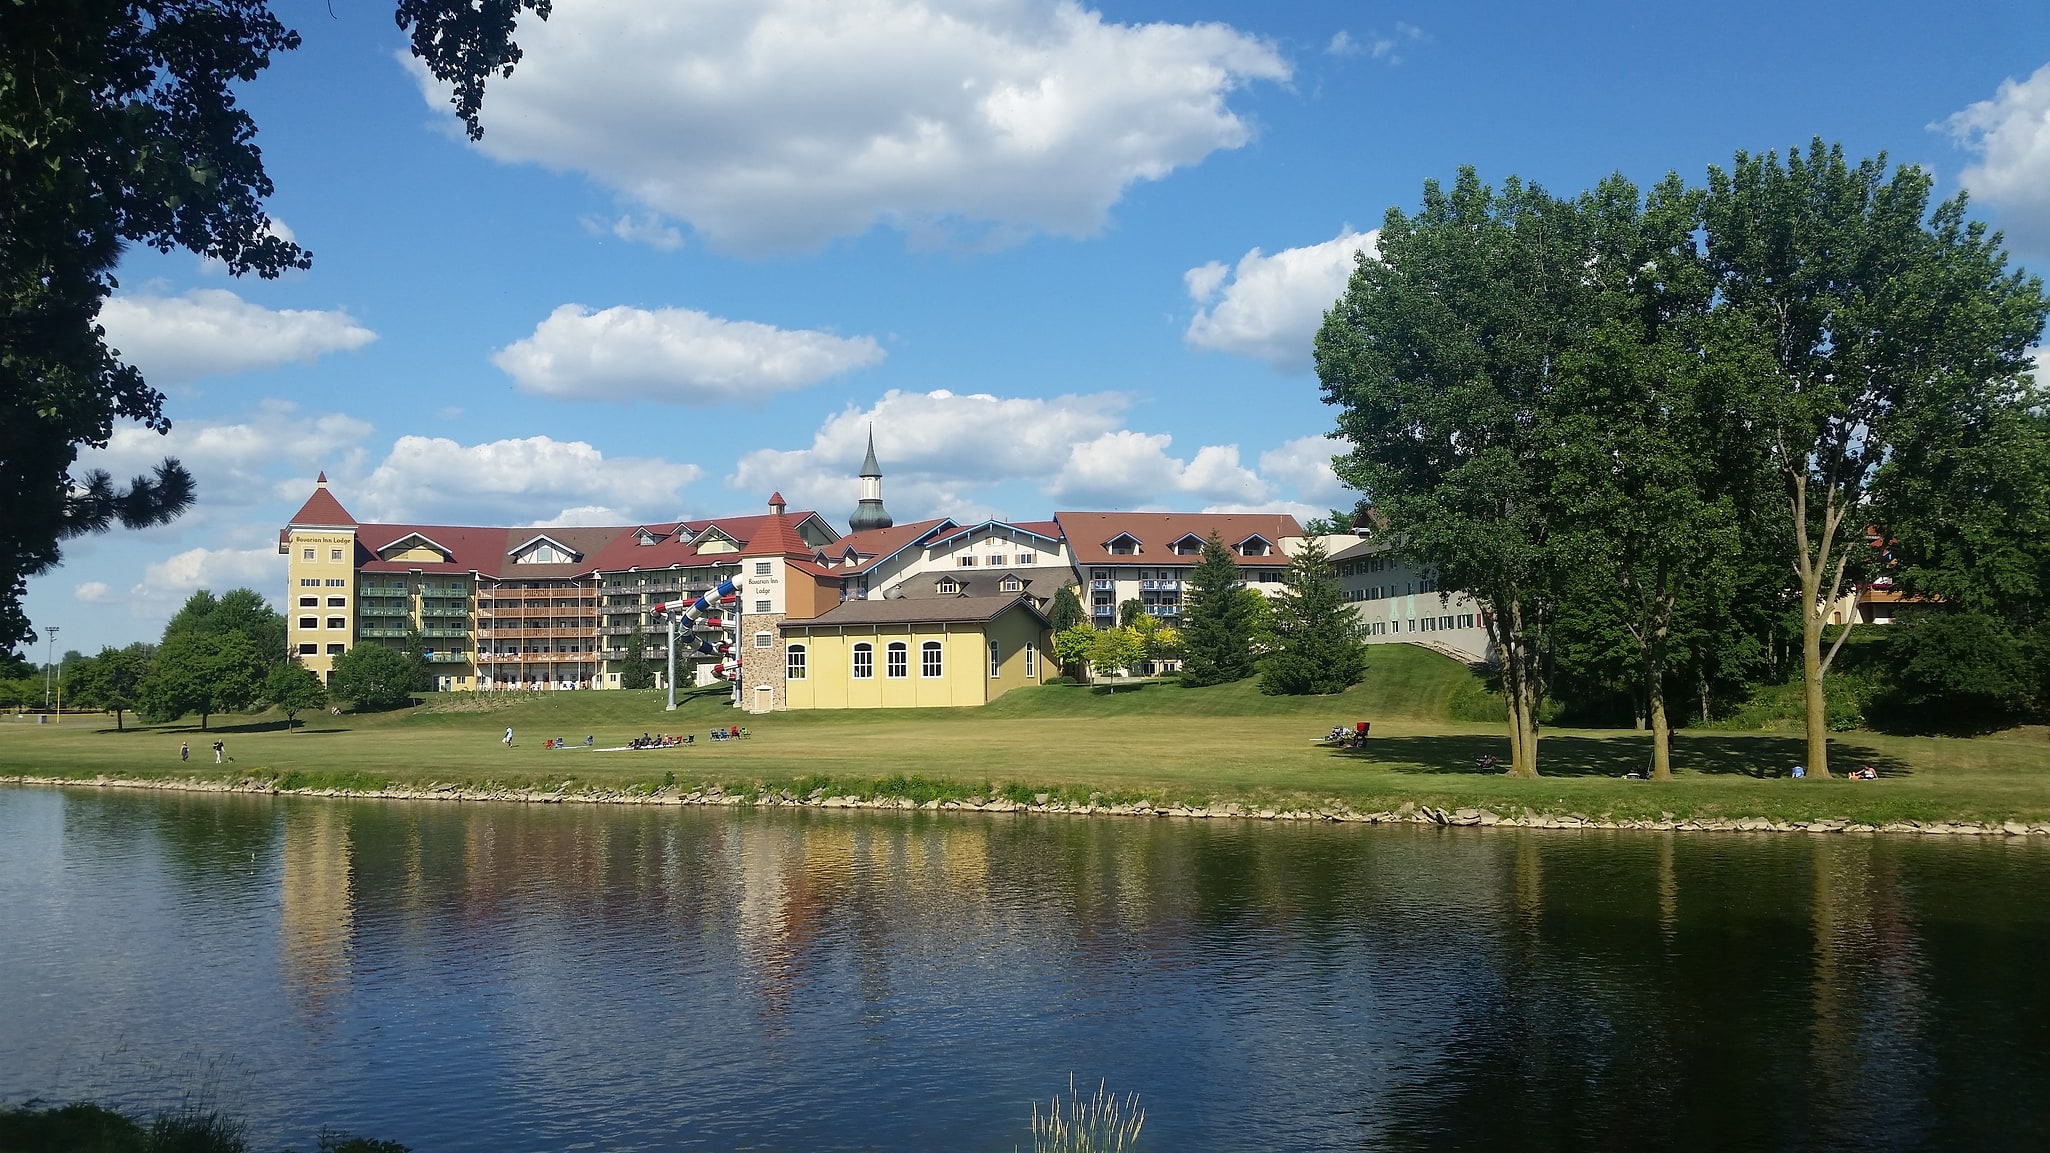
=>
[651,576,744,682]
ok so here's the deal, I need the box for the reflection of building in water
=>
[280,803,354,1016]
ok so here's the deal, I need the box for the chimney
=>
[768,491,787,515]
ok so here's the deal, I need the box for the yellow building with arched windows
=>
[777,596,1053,710]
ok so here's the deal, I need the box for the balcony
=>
[1146,604,1180,617]
[1090,580,1115,591]
[424,652,471,663]
[1140,579,1181,592]
[421,628,469,639]
[420,608,468,619]
[1092,605,1115,618]
[358,606,410,618]
[358,627,408,639]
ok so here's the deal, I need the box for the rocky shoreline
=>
[6,772,2048,837]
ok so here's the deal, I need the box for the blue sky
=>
[26,0,2050,655]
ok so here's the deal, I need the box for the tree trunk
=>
[200,710,210,732]
[1648,679,1673,781]
[1801,581,1831,779]
[114,708,125,732]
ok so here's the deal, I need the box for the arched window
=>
[852,642,874,679]
[786,644,806,680]
[989,640,1002,677]
[886,642,908,678]
[921,640,943,678]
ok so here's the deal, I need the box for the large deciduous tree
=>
[262,661,327,731]
[1701,141,2048,776]
[1317,169,1589,777]
[1,1,542,653]
[328,643,419,712]
[1179,532,1256,687]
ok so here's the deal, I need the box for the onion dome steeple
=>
[849,426,894,532]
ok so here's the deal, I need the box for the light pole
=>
[43,625,59,712]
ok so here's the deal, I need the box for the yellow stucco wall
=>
[782,607,1050,710]
[285,528,357,681]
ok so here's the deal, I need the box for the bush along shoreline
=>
[0,1099,406,1153]
[6,770,2048,839]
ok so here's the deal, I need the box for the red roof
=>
[287,482,357,528]
[1055,511,1303,567]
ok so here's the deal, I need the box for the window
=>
[987,554,1005,567]
[326,644,345,655]
[327,596,346,608]
[1092,569,1110,580]
[1109,534,1139,555]
[299,596,318,608]
[753,631,773,649]
[786,645,806,680]
[302,548,315,561]
[956,555,978,567]
[887,642,908,678]
[1024,643,1037,678]
[755,561,771,576]
[326,579,346,587]
[937,578,959,594]
[748,598,767,614]
[299,643,318,655]
[327,617,346,630]
[300,616,318,629]
[1018,552,1035,565]
[921,641,944,677]
[852,643,874,679]
[1001,577,1022,592]
[300,578,319,587]
[330,548,343,561]
[989,641,1001,677]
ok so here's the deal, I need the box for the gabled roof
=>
[377,530,454,560]
[783,593,1050,630]
[507,532,583,561]
[1055,511,1306,567]
[925,518,1067,550]
[893,566,1076,601]
[831,517,956,572]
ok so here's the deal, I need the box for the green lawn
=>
[5,646,2048,827]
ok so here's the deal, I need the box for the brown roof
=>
[287,483,357,528]
[830,518,954,568]
[782,594,1049,630]
[890,566,1076,600]
[1054,511,1303,567]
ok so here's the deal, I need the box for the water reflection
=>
[2,788,2048,1152]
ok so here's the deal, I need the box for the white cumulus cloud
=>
[355,435,704,527]
[583,212,685,251]
[99,289,375,384]
[410,0,1289,251]
[74,582,114,605]
[1050,432,1267,507]
[131,547,285,608]
[1943,61,2050,253]
[492,304,884,404]
[84,400,375,517]
[1257,434,1349,505]
[1185,228,1377,372]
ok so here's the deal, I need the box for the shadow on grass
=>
[1339,732,1914,779]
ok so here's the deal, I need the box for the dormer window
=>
[1107,533,1142,556]
[1236,535,1272,557]
[1002,577,1022,592]
[509,533,581,565]
[635,529,658,546]
[937,578,960,594]
[1170,534,1205,556]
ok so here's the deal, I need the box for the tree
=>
[1260,537,1368,695]
[1180,532,1256,686]
[262,661,327,731]
[620,627,655,690]
[1117,598,1144,628]
[164,588,286,666]
[1883,609,2032,727]
[1318,169,1588,776]
[328,643,419,712]
[1546,173,1760,778]
[1049,583,1086,632]
[139,631,261,729]
[65,642,151,730]
[2,1,544,653]
[398,624,436,692]
[1086,627,1144,691]
[1701,141,2048,776]
[1053,625,1097,681]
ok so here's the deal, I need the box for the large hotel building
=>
[282,441,1492,710]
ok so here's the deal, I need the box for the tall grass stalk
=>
[1027,1076,1143,1153]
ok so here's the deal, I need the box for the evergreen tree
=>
[1259,537,1368,695]
[398,623,436,691]
[1050,583,1086,631]
[1180,532,1255,686]
[620,627,655,690]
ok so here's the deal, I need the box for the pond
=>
[2,786,2045,1151]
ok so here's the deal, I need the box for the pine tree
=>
[1050,583,1086,631]
[1260,537,1368,695]
[620,627,655,690]
[1180,531,1255,686]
